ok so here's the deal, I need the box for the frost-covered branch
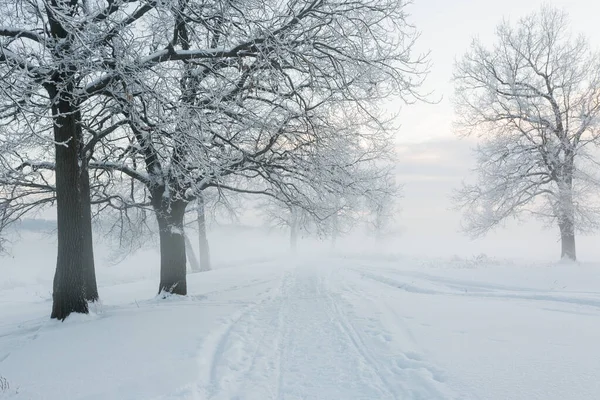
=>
[453,5,600,260]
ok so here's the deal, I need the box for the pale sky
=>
[391,0,600,261]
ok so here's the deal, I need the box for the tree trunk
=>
[50,100,89,320]
[155,199,188,295]
[559,219,576,261]
[185,234,201,272]
[79,152,98,301]
[197,194,211,271]
[558,162,576,261]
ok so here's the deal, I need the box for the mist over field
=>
[2,0,600,399]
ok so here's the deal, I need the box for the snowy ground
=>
[1,231,600,399]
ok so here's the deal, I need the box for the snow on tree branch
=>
[453,5,600,260]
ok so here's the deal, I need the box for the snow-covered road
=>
[1,254,600,399]
[185,262,453,400]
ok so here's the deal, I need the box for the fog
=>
[389,0,600,262]
[3,1,600,398]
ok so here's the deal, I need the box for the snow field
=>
[1,232,600,399]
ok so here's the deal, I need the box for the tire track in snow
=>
[318,269,398,398]
[353,267,600,310]
[337,269,421,348]
[324,264,455,399]
[232,270,292,400]
[274,265,392,399]
[274,267,295,400]
[193,268,290,400]
[184,261,458,399]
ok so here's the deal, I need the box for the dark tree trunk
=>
[79,150,98,301]
[559,219,576,261]
[197,194,211,271]
[46,0,96,320]
[50,100,89,320]
[155,199,188,295]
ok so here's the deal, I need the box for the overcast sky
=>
[390,0,600,261]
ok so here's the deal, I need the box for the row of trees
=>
[261,170,399,252]
[0,0,426,319]
[454,5,600,261]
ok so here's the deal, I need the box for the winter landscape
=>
[2,0,600,399]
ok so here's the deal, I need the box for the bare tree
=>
[365,174,401,243]
[262,122,399,251]
[453,6,600,261]
[1,0,427,309]
[0,0,326,316]
[262,201,311,253]
[84,0,428,294]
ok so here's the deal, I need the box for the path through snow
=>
[2,254,600,399]
[175,262,453,400]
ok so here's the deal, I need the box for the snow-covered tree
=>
[365,174,401,242]
[261,119,399,250]
[0,0,427,314]
[453,6,600,261]
[83,0,427,294]
[0,0,326,317]
[262,202,307,253]
[0,0,142,318]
